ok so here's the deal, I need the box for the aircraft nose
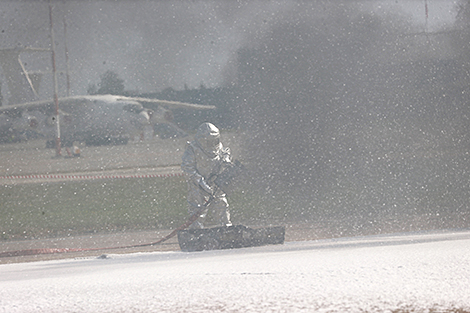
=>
[139,110,151,124]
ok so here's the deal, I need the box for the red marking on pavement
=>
[0,173,184,181]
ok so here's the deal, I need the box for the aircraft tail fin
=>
[0,49,42,105]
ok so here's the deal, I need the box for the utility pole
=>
[63,16,71,97]
[49,1,61,157]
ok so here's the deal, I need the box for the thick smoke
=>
[1,1,468,235]
[228,2,470,234]
[0,1,295,97]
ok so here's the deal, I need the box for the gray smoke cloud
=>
[0,1,455,99]
[227,1,470,234]
[0,1,297,100]
[1,0,465,235]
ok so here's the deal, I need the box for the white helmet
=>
[195,122,221,156]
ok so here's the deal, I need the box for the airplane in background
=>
[0,94,215,147]
[0,48,215,147]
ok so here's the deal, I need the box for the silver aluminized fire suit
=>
[181,122,233,229]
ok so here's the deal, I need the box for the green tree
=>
[87,70,125,95]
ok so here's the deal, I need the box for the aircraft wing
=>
[0,99,56,117]
[123,96,216,110]
[0,94,215,116]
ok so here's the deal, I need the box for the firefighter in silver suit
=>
[181,122,233,229]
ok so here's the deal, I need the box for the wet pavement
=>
[0,133,241,184]
[0,138,186,177]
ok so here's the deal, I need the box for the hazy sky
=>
[0,0,459,101]
[373,0,457,30]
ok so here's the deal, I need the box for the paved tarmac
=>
[0,133,246,263]
[0,133,241,184]
[0,223,318,264]
[0,138,185,177]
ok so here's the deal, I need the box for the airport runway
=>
[1,230,469,313]
[0,133,241,184]
[0,138,185,182]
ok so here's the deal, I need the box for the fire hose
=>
[0,195,213,258]
[1,160,242,258]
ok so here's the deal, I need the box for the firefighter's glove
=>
[198,178,214,195]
